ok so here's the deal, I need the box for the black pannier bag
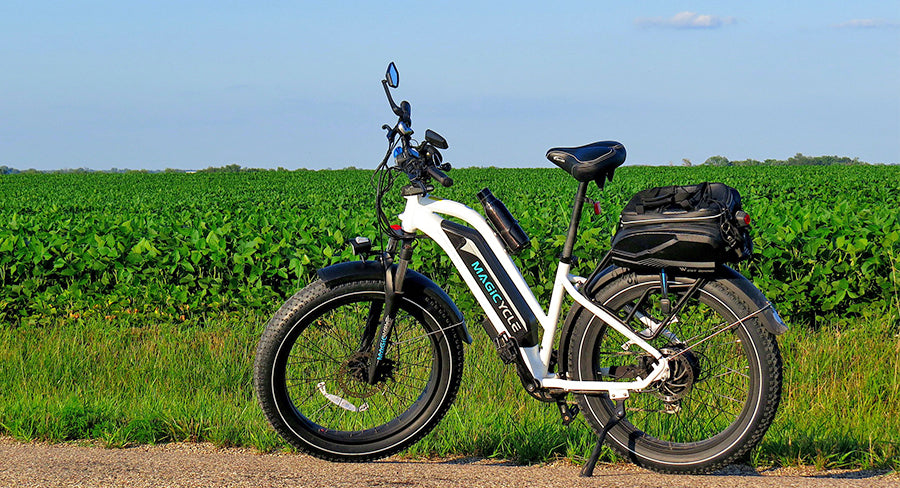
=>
[609,182,753,273]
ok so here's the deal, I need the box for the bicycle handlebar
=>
[426,165,453,187]
[383,65,452,189]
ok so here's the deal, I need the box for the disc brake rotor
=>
[336,352,395,399]
[652,346,701,403]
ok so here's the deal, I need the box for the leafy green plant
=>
[1,166,898,327]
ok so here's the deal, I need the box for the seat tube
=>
[560,181,589,264]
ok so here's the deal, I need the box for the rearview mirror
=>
[386,62,399,88]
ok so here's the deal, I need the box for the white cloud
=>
[636,11,737,29]
[834,19,900,29]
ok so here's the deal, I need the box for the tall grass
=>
[0,305,897,470]
[757,306,900,469]
[0,314,281,451]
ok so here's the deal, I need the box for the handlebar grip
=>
[426,166,453,187]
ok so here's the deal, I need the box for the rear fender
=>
[714,266,789,335]
[317,261,473,344]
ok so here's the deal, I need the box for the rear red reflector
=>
[743,214,752,225]
[593,201,602,215]
[390,224,402,231]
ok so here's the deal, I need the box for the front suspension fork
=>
[366,235,415,384]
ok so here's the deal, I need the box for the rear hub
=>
[653,345,701,404]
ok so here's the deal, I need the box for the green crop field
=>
[1,166,898,469]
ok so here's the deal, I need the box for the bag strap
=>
[638,184,706,213]
[683,182,711,210]
[636,187,677,213]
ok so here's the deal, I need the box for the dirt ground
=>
[0,437,897,488]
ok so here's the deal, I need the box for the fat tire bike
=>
[254,63,786,475]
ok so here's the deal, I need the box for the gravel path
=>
[1,437,897,488]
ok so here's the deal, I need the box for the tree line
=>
[702,153,868,166]
[0,154,886,175]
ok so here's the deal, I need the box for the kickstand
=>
[580,398,626,477]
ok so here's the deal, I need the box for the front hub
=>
[338,352,395,398]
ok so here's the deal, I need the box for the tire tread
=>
[570,272,783,474]
[253,279,464,462]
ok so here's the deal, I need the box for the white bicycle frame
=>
[398,193,670,398]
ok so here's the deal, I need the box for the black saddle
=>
[546,141,626,188]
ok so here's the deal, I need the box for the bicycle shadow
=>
[754,466,896,480]
[374,458,896,481]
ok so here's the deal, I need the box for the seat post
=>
[560,181,589,264]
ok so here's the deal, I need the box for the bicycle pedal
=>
[556,400,580,426]
[492,333,518,364]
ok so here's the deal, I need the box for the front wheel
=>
[254,279,464,461]
[567,269,783,473]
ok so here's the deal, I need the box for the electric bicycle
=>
[253,63,786,475]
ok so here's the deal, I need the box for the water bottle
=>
[476,188,531,254]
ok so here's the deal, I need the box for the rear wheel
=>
[567,270,782,473]
[254,279,464,461]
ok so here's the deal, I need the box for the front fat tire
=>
[254,279,464,461]
[568,270,782,474]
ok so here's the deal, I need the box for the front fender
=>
[317,261,472,344]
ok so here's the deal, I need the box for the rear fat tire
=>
[568,270,783,473]
[254,279,464,461]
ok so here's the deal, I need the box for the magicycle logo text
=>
[470,260,524,333]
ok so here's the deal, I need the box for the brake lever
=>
[382,124,396,143]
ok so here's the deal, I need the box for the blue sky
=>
[1,1,898,170]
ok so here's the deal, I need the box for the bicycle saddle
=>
[546,141,626,188]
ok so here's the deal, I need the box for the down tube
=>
[399,199,539,349]
[438,220,540,347]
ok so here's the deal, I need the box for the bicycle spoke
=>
[278,293,440,437]
[588,286,761,445]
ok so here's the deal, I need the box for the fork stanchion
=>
[580,398,626,477]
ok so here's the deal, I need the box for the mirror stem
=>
[382,80,402,116]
